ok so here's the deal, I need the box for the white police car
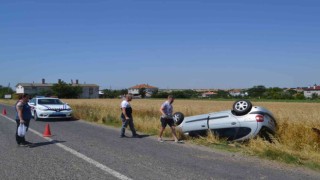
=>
[28,97,72,121]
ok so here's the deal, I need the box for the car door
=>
[208,111,240,140]
[180,114,209,135]
[28,98,36,116]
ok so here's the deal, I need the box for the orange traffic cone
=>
[2,108,7,115]
[43,123,52,137]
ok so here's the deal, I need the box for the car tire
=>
[173,112,184,125]
[34,111,40,121]
[232,100,252,116]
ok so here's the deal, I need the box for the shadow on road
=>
[29,140,66,148]
[137,134,150,139]
[121,134,150,139]
[36,118,78,123]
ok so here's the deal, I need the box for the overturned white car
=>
[173,100,277,141]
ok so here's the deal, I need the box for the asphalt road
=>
[0,103,319,180]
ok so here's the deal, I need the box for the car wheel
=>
[34,111,40,121]
[232,100,252,116]
[173,112,184,125]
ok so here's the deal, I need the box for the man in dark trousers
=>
[120,94,139,138]
[15,94,32,147]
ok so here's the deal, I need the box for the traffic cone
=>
[2,108,7,115]
[43,123,52,137]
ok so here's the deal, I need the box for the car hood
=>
[38,104,71,110]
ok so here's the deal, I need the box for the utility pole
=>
[7,83,11,93]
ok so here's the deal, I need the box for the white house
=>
[229,89,248,97]
[128,84,158,97]
[304,85,320,98]
[16,79,99,99]
[201,91,217,98]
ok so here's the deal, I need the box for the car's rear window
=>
[38,99,63,105]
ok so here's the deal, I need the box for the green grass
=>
[305,162,320,171]
[190,138,243,153]
[258,149,301,165]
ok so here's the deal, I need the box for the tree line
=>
[1,84,319,100]
[98,85,317,100]
[245,85,307,100]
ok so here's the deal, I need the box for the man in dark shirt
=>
[15,94,32,147]
[120,94,138,138]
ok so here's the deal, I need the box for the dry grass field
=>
[1,98,320,169]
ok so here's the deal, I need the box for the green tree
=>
[311,93,319,100]
[264,87,283,99]
[51,81,82,98]
[247,85,267,98]
[295,92,305,100]
[281,89,297,100]
[151,91,169,98]
[102,89,127,98]
[39,89,54,97]
[139,88,146,98]
[151,89,199,99]
[216,90,229,98]
[0,86,14,99]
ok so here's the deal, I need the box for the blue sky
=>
[1,0,319,89]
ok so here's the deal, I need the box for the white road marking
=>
[0,114,132,180]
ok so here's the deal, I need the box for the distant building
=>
[229,89,248,97]
[201,91,217,98]
[16,79,99,99]
[158,89,186,93]
[304,85,320,98]
[128,84,158,98]
[229,89,242,97]
[99,90,105,95]
[194,89,219,93]
[295,87,307,93]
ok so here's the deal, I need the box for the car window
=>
[212,128,238,141]
[29,99,35,104]
[234,127,252,140]
[38,99,63,105]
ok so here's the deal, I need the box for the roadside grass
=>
[1,98,320,171]
[0,99,16,106]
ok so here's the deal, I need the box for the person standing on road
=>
[15,94,32,147]
[158,95,182,143]
[120,94,139,138]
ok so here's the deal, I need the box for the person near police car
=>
[15,94,33,147]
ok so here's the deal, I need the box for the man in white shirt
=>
[120,94,138,138]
